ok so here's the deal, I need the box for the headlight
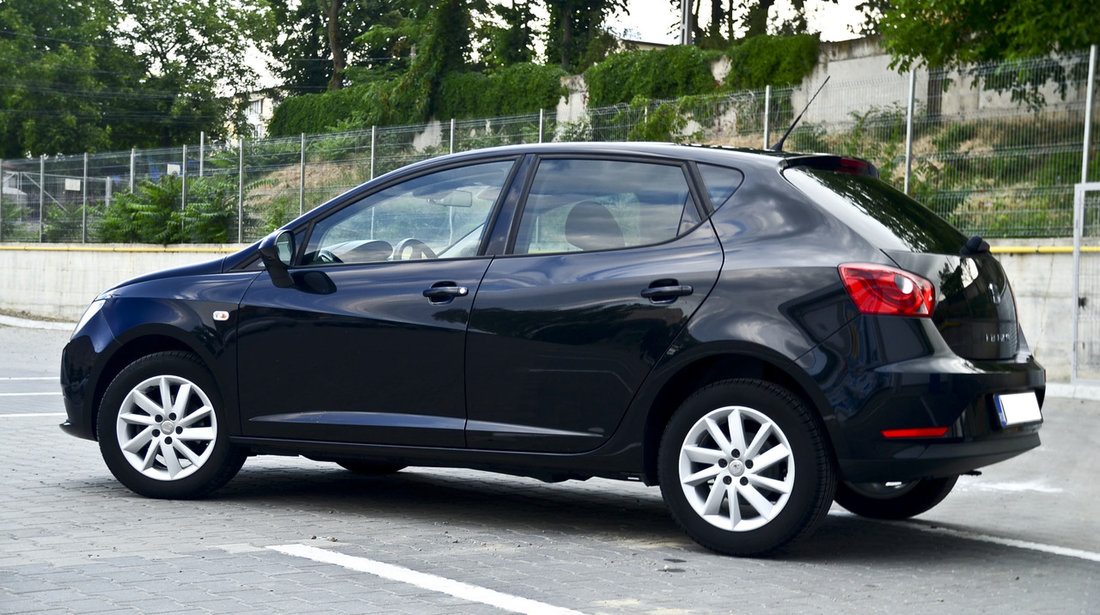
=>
[72,299,106,338]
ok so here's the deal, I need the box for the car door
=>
[236,158,518,447]
[465,157,726,453]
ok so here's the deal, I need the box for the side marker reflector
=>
[882,427,950,439]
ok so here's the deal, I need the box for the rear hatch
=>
[783,157,1019,360]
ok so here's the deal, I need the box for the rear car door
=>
[465,157,725,453]
[236,158,518,447]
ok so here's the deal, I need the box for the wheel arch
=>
[639,348,836,485]
[89,333,207,439]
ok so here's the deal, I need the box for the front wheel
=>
[658,379,835,556]
[834,477,958,519]
[97,351,246,499]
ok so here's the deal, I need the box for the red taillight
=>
[882,427,950,439]
[839,264,935,317]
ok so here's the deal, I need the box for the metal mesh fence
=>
[1,49,1097,244]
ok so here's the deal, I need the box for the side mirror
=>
[257,230,296,288]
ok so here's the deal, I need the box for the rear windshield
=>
[783,167,966,254]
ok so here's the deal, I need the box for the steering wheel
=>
[393,238,437,261]
[315,249,342,264]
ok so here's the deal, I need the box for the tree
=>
[866,0,1100,105]
[477,0,538,69]
[544,0,626,72]
[113,0,270,145]
[266,0,389,93]
[675,0,827,49]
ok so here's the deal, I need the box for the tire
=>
[336,461,406,476]
[658,379,835,556]
[97,351,246,499]
[834,477,958,520]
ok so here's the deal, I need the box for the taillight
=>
[839,263,935,317]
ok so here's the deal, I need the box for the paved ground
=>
[1,324,1096,615]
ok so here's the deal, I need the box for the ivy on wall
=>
[724,33,820,90]
[584,45,720,108]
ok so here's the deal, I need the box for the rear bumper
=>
[814,322,1046,482]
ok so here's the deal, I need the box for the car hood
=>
[100,256,228,296]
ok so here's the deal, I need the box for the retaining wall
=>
[0,241,1078,380]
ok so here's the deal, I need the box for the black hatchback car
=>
[61,142,1044,555]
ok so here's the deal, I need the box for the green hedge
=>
[437,63,567,119]
[267,86,371,137]
[584,46,720,107]
[724,33,820,90]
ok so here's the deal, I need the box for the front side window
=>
[302,160,515,265]
[512,159,697,255]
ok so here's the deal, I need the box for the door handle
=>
[641,283,693,302]
[423,284,469,302]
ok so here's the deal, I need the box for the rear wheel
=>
[834,477,958,519]
[97,351,245,499]
[658,379,835,556]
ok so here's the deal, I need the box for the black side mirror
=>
[257,230,296,288]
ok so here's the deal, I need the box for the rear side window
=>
[697,164,744,211]
[784,167,965,253]
[511,159,697,255]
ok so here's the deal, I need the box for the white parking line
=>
[0,392,60,396]
[270,544,587,615]
[905,523,1100,563]
[0,413,66,418]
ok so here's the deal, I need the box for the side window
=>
[697,164,745,211]
[512,159,695,255]
[302,160,514,265]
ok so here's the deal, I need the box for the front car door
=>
[465,157,727,453]
[236,158,519,447]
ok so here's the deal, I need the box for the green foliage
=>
[724,34,820,90]
[98,175,238,243]
[874,0,1099,106]
[585,46,720,108]
[438,64,567,119]
[544,0,626,71]
[621,97,703,144]
[267,85,375,136]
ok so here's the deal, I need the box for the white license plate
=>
[995,392,1043,427]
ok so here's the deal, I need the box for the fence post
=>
[539,109,545,143]
[763,85,771,149]
[370,126,376,180]
[299,133,306,217]
[199,131,205,178]
[38,154,44,242]
[129,148,135,193]
[1083,44,1097,184]
[904,69,916,195]
[82,152,88,243]
[450,118,455,154]
[0,158,5,243]
[181,144,188,213]
[238,138,244,243]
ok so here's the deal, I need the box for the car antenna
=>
[769,75,830,152]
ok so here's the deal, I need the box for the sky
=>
[609,0,866,44]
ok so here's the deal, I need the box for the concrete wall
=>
[0,241,1079,381]
[0,244,244,322]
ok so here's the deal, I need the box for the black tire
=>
[97,351,246,499]
[834,476,958,520]
[658,379,835,556]
[336,461,406,476]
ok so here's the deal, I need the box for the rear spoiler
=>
[778,155,880,179]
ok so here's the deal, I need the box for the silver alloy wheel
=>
[114,374,217,481]
[678,405,795,532]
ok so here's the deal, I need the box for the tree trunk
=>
[320,0,345,91]
[560,1,573,69]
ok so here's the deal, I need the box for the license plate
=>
[994,392,1043,427]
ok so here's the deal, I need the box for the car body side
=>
[60,143,1043,488]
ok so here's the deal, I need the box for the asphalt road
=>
[1,324,1096,614]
